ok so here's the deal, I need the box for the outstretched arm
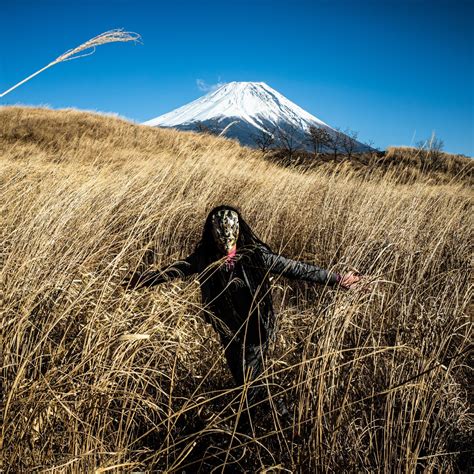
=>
[124,252,199,290]
[261,248,340,286]
[262,248,363,289]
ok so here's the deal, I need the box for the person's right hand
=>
[339,271,363,290]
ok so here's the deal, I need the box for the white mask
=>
[211,209,240,254]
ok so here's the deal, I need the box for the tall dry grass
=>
[1,106,472,472]
[0,30,141,99]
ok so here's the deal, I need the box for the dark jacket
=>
[130,245,339,346]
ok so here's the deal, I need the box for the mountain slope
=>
[144,81,369,151]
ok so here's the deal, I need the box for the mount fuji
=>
[143,81,368,152]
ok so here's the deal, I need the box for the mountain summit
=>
[144,81,367,152]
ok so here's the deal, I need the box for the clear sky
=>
[1,0,473,155]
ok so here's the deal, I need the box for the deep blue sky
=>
[1,0,473,155]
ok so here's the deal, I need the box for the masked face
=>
[211,209,240,254]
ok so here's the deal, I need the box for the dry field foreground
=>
[1,107,472,472]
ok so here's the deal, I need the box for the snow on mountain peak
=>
[143,81,330,133]
[143,81,369,152]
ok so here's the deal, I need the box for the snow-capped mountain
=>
[144,81,368,152]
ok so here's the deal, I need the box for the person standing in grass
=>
[123,205,361,421]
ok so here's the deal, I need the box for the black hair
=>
[195,204,275,342]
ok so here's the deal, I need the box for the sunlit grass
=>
[1,106,472,472]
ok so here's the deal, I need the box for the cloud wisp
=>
[196,78,226,92]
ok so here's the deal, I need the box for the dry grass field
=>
[1,106,472,472]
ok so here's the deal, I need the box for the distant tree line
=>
[252,123,373,164]
[192,120,456,176]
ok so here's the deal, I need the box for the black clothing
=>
[132,245,338,344]
[129,245,339,399]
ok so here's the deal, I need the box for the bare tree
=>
[364,139,381,166]
[305,125,332,157]
[327,129,344,160]
[341,128,359,159]
[416,133,444,172]
[195,120,221,136]
[416,134,444,155]
[276,124,301,161]
[364,139,378,151]
[252,127,276,153]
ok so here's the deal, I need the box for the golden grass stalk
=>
[219,120,240,136]
[119,334,150,341]
[0,106,471,472]
[0,29,141,98]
